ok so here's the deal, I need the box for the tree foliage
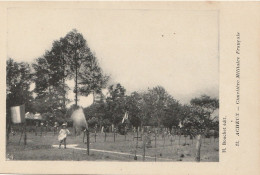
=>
[6,58,33,111]
[59,29,107,106]
[105,83,127,125]
[7,29,219,136]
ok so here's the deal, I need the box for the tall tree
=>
[33,50,70,115]
[46,40,71,110]
[142,86,170,127]
[161,97,181,129]
[125,92,143,127]
[106,83,127,126]
[60,29,91,106]
[6,58,33,110]
[32,56,50,98]
[190,95,219,121]
[190,95,219,131]
[58,29,107,107]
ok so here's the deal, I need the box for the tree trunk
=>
[195,134,202,162]
[63,78,66,110]
[62,53,66,112]
[75,60,78,107]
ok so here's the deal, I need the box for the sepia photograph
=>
[1,1,260,175]
[5,6,220,162]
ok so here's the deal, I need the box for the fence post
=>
[114,130,116,142]
[35,123,38,136]
[40,125,43,136]
[95,130,96,142]
[163,134,165,147]
[155,131,157,162]
[87,130,90,155]
[136,130,139,147]
[18,124,24,145]
[195,134,202,162]
[83,130,85,143]
[143,135,146,161]
[24,122,27,145]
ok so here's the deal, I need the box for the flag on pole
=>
[71,108,88,129]
[10,104,25,124]
[122,112,128,123]
[178,121,183,128]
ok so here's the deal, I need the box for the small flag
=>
[10,104,25,124]
[178,121,183,128]
[71,108,88,129]
[122,112,128,123]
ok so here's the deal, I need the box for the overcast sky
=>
[7,8,219,107]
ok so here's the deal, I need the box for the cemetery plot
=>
[6,130,219,162]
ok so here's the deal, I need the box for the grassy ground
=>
[6,129,219,162]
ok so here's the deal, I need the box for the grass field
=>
[6,128,219,162]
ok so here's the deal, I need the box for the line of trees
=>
[84,84,219,134]
[6,29,219,134]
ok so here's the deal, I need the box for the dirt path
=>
[52,144,173,161]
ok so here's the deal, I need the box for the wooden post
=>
[40,125,43,136]
[155,132,157,162]
[114,130,116,142]
[134,131,139,161]
[18,124,24,145]
[104,131,106,142]
[163,134,165,147]
[136,130,139,147]
[83,130,86,143]
[94,130,96,142]
[143,136,146,161]
[35,122,38,136]
[195,134,202,162]
[24,122,27,145]
[140,127,143,141]
[87,130,90,155]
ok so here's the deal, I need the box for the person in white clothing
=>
[58,123,70,149]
